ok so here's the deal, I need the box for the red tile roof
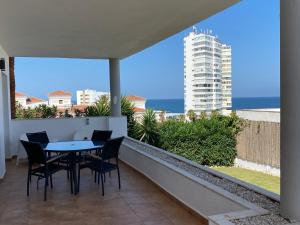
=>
[27,97,47,104]
[15,92,27,98]
[126,95,145,101]
[48,90,72,97]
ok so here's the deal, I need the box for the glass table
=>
[43,140,105,195]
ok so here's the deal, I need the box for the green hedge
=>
[158,113,244,167]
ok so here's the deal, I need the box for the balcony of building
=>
[1,1,300,225]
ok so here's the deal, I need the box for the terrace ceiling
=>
[0,0,239,59]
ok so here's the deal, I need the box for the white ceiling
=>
[0,0,239,59]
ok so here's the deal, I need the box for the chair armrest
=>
[86,152,102,160]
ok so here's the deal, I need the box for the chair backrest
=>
[91,130,113,142]
[26,131,50,144]
[101,137,124,160]
[20,140,46,165]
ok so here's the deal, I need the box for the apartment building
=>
[222,44,232,109]
[184,28,232,114]
[76,89,110,105]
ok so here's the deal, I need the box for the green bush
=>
[158,112,244,167]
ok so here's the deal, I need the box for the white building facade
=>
[15,92,48,108]
[48,90,72,109]
[77,89,110,105]
[222,44,232,109]
[184,29,232,114]
[15,92,27,108]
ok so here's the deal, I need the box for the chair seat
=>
[31,163,68,177]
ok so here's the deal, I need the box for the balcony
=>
[0,135,287,225]
[1,0,300,224]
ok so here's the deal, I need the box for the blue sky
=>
[15,0,280,100]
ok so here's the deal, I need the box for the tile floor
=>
[0,160,206,225]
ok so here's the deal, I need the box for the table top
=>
[43,140,105,152]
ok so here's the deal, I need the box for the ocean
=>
[146,97,280,113]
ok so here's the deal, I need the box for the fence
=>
[236,120,280,168]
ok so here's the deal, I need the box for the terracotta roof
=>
[48,90,72,97]
[15,92,27,98]
[126,95,145,101]
[134,107,146,113]
[27,97,47,104]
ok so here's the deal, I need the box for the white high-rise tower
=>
[184,29,232,114]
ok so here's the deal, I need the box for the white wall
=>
[131,100,145,109]
[0,44,10,178]
[49,96,72,108]
[119,139,266,220]
[236,109,280,123]
[10,116,127,159]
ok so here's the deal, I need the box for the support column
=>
[109,58,121,117]
[281,0,300,221]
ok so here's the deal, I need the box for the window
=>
[59,100,63,104]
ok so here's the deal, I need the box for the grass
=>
[211,167,280,194]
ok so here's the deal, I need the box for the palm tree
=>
[85,96,110,116]
[9,57,16,119]
[121,96,136,138]
[187,109,196,122]
[139,109,160,146]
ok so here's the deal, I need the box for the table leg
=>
[77,152,81,193]
[71,152,78,195]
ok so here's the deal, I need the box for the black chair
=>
[21,140,67,201]
[91,130,113,142]
[26,131,52,158]
[26,131,72,179]
[26,131,50,144]
[84,137,124,196]
[88,130,113,168]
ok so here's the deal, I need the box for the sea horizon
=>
[146,97,280,113]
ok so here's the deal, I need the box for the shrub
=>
[138,109,160,146]
[84,96,138,138]
[158,113,244,166]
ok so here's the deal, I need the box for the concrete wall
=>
[10,116,127,159]
[236,109,280,123]
[0,45,10,178]
[120,140,248,219]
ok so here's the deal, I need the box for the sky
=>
[15,0,280,100]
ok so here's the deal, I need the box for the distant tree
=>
[64,109,73,118]
[74,109,84,117]
[177,114,186,122]
[210,110,220,119]
[200,111,207,120]
[35,104,57,118]
[187,109,197,122]
[15,104,57,119]
[15,103,35,119]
